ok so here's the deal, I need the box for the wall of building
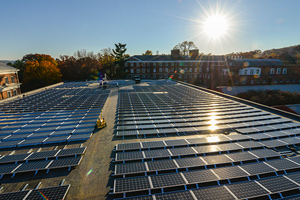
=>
[0,72,21,100]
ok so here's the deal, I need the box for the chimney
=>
[171,49,180,60]
[189,49,199,60]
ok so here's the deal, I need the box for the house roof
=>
[228,59,283,67]
[127,55,227,62]
[0,62,19,73]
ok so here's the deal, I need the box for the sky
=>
[1,0,300,60]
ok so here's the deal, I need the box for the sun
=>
[203,15,228,39]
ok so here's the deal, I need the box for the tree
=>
[22,54,62,91]
[112,43,127,61]
[112,43,128,78]
[142,50,153,55]
[173,41,198,56]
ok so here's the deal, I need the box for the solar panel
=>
[213,166,249,179]
[25,185,70,200]
[175,157,206,168]
[116,162,147,175]
[27,150,59,160]
[0,153,29,164]
[250,149,280,158]
[48,157,81,168]
[193,145,220,154]
[0,163,19,174]
[169,147,196,156]
[225,181,268,199]
[155,190,194,200]
[164,139,189,146]
[0,190,29,200]
[226,151,257,162]
[257,176,299,193]
[116,151,144,161]
[150,173,186,188]
[114,176,151,193]
[147,160,177,171]
[117,142,142,150]
[183,169,219,184]
[202,154,233,165]
[267,159,300,171]
[14,160,51,173]
[240,162,275,175]
[192,186,235,200]
[144,149,171,158]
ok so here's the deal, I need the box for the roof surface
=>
[128,55,227,62]
[229,59,283,66]
[0,62,19,73]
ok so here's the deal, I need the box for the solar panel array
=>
[0,82,110,147]
[112,84,300,199]
[0,82,110,198]
[0,185,70,200]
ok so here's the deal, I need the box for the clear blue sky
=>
[1,0,300,60]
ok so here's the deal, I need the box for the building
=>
[125,49,300,90]
[0,62,21,100]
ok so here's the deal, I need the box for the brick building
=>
[125,49,300,89]
[0,62,21,100]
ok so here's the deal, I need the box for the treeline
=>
[8,43,129,92]
[236,90,300,106]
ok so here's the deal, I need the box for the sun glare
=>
[203,15,228,39]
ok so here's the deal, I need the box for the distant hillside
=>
[0,60,14,64]
[263,44,300,56]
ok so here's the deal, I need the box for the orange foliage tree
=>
[22,54,62,91]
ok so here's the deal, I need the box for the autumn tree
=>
[22,54,62,91]
[112,43,127,60]
[173,41,198,56]
[142,50,153,55]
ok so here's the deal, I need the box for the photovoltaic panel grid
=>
[112,82,300,199]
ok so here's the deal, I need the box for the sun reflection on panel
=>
[206,136,220,143]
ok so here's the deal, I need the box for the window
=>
[189,62,192,66]
[251,79,254,84]
[136,62,140,67]
[208,74,210,79]
[244,69,248,75]
[276,68,281,74]
[4,77,9,84]
[250,69,254,75]
[159,68,162,72]
[165,63,168,66]
[147,68,150,73]
[7,91,12,97]
[13,90,17,96]
[184,68,187,72]
[147,63,150,66]
[153,68,156,73]
[194,74,197,78]
[153,74,156,78]
[142,63,145,67]
[136,68,140,73]
[207,68,209,72]
[283,68,287,74]
[199,67,202,72]
[184,74,187,78]
[159,74,162,78]
[185,62,187,66]
[142,75,145,78]
[239,69,243,75]
[256,69,260,74]
[131,69,134,73]
[189,74,193,78]
[171,68,174,72]
[165,74,168,78]
[194,68,197,73]
[159,63,162,66]
[189,68,192,72]
[130,63,134,67]
[125,63,128,67]
[171,62,174,66]
[153,63,156,66]
[147,74,150,78]
[165,68,168,73]
[142,68,145,73]
[270,68,275,74]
